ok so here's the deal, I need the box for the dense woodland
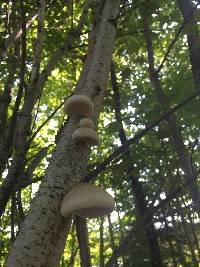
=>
[0,0,200,266]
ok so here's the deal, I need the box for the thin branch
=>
[16,189,25,221]
[28,95,71,144]
[25,146,50,177]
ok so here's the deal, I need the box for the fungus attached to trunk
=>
[79,118,94,129]
[72,127,100,146]
[64,95,94,117]
[60,183,115,218]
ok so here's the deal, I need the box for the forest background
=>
[0,0,200,266]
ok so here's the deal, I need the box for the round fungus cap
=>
[64,95,94,117]
[72,127,100,146]
[60,183,115,218]
[79,118,94,129]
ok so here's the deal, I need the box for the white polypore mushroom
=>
[79,118,94,129]
[64,95,94,117]
[72,127,100,146]
[60,183,115,218]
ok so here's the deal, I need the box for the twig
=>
[28,95,71,144]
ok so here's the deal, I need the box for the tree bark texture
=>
[5,1,120,266]
[111,62,163,267]
[75,216,91,267]
[142,15,200,215]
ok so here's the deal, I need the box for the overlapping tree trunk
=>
[5,1,120,266]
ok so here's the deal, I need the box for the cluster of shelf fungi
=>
[60,95,115,219]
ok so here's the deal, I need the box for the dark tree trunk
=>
[176,200,198,266]
[111,62,163,267]
[182,197,200,261]
[163,216,178,267]
[99,217,105,267]
[176,0,200,87]
[170,207,189,267]
[75,215,91,267]
[107,214,119,267]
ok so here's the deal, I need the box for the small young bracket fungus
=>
[60,183,115,218]
[64,95,94,117]
[79,118,94,129]
[72,127,100,146]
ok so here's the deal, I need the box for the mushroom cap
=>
[79,118,94,129]
[72,127,100,146]
[64,95,94,117]
[60,183,115,218]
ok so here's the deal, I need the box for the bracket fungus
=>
[64,95,94,117]
[60,183,115,218]
[79,118,94,129]
[72,127,100,146]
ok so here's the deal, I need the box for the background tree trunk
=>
[99,216,105,267]
[142,15,200,215]
[75,215,91,267]
[176,0,200,87]
[111,61,163,267]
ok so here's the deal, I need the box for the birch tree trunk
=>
[5,1,120,266]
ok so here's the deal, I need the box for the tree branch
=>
[156,0,200,74]
[87,91,200,182]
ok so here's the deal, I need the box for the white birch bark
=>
[5,1,120,266]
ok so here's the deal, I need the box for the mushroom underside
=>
[76,207,113,218]
[72,128,100,146]
[64,95,94,117]
[66,102,93,117]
